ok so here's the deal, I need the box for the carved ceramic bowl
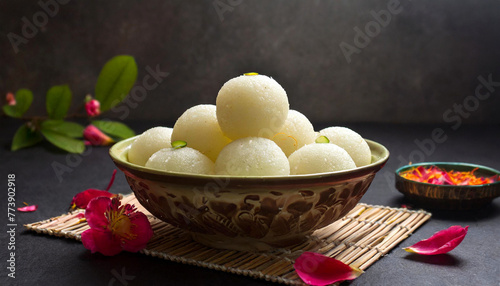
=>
[110,137,389,251]
[395,162,500,210]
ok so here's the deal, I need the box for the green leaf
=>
[40,128,85,154]
[95,55,138,112]
[91,120,135,139]
[2,89,33,118]
[46,85,72,119]
[41,120,85,138]
[11,124,43,151]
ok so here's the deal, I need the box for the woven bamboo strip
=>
[24,194,431,285]
[161,242,193,256]
[147,232,183,249]
[253,258,285,274]
[343,247,371,265]
[262,260,294,276]
[220,252,252,267]
[186,248,220,262]
[229,253,261,268]
[202,249,235,265]
[350,212,431,269]
[210,251,240,265]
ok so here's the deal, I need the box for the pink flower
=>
[18,204,38,212]
[70,170,118,210]
[403,225,469,255]
[81,197,153,256]
[71,190,117,210]
[6,92,16,105]
[85,97,101,117]
[294,252,363,285]
[83,125,114,146]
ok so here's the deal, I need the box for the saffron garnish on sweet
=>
[400,165,498,186]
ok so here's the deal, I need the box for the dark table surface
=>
[1,119,499,286]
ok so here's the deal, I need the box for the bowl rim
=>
[395,162,500,188]
[110,136,390,183]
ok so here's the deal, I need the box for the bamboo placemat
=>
[25,194,431,285]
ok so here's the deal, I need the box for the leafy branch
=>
[4,55,138,153]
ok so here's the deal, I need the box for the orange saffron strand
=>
[400,166,498,186]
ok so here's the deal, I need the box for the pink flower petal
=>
[83,125,114,146]
[81,229,122,256]
[17,205,38,212]
[82,197,154,256]
[294,252,363,285]
[70,170,118,210]
[85,98,101,117]
[104,169,117,191]
[6,92,16,105]
[121,212,154,253]
[85,197,112,230]
[404,225,469,255]
[71,189,116,210]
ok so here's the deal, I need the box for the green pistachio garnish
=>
[315,136,330,144]
[171,140,187,149]
[244,72,259,76]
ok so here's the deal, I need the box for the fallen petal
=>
[404,225,469,255]
[17,205,38,212]
[294,252,363,285]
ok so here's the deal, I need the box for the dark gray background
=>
[0,0,500,285]
[2,2,500,286]
[1,121,499,286]
[1,0,500,125]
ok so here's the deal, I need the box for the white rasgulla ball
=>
[171,104,231,162]
[288,143,356,175]
[216,74,289,140]
[272,110,316,157]
[215,137,290,176]
[145,147,215,175]
[319,127,371,167]
[128,127,172,166]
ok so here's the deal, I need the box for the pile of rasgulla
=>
[127,73,372,176]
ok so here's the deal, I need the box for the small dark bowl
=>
[395,162,500,210]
